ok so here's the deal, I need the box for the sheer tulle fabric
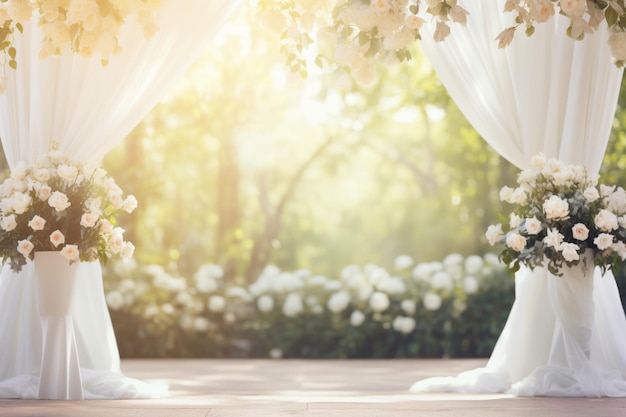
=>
[0,0,239,399]
[411,1,626,397]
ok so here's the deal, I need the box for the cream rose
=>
[560,0,587,17]
[595,209,619,232]
[48,191,71,212]
[543,195,569,220]
[486,224,504,246]
[572,223,589,241]
[80,212,99,228]
[544,228,564,249]
[583,187,600,203]
[369,291,390,313]
[37,185,52,201]
[594,233,614,250]
[56,164,78,181]
[60,244,80,261]
[560,242,580,262]
[1,214,17,231]
[16,239,34,258]
[506,233,527,252]
[28,215,46,231]
[49,230,65,247]
[525,217,542,235]
[350,310,365,327]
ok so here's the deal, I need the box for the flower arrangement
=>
[497,0,626,66]
[258,0,468,85]
[486,153,626,276]
[0,147,137,272]
[0,0,163,76]
[260,0,626,85]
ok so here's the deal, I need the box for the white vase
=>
[34,251,84,400]
[548,249,595,359]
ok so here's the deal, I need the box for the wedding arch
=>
[1,0,626,399]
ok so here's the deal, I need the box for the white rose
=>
[122,195,138,213]
[485,224,504,246]
[105,290,124,310]
[583,187,600,203]
[208,295,226,313]
[80,212,99,228]
[572,223,589,241]
[544,228,564,249]
[350,310,366,327]
[37,185,52,201]
[400,299,416,315]
[529,0,555,22]
[594,233,614,250]
[257,295,275,312]
[327,290,351,314]
[531,153,546,170]
[499,186,514,203]
[108,228,125,254]
[608,188,626,214]
[601,184,616,197]
[34,168,50,182]
[431,271,454,291]
[394,254,413,269]
[10,191,32,214]
[56,164,78,181]
[560,0,587,17]
[1,214,17,231]
[369,291,390,313]
[463,276,479,294]
[464,255,484,274]
[193,317,210,332]
[510,188,528,205]
[49,230,65,247]
[595,209,619,232]
[121,242,135,261]
[509,213,521,229]
[543,195,569,220]
[392,316,416,334]
[60,244,80,261]
[7,1,34,21]
[423,292,442,311]
[28,215,46,231]
[282,293,304,317]
[404,14,424,30]
[619,216,626,229]
[524,217,542,235]
[560,242,580,262]
[506,233,527,252]
[48,191,71,212]
[16,239,34,258]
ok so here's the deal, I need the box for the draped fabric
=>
[0,0,240,399]
[410,1,626,396]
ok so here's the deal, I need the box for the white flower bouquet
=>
[0,147,137,272]
[486,153,626,276]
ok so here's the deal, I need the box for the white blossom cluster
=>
[104,253,506,356]
[487,153,626,275]
[498,0,626,65]
[0,147,137,271]
[0,0,163,88]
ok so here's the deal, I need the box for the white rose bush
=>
[104,253,513,358]
[0,146,137,272]
[487,153,626,276]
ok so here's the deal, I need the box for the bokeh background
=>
[3,4,626,359]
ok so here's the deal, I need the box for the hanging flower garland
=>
[497,0,626,67]
[0,0,163,85]
[259,0,626,86]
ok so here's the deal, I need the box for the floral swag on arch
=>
[258,0,626,84]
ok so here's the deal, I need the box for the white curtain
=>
[410,1,626,396]
[0,0,240,399]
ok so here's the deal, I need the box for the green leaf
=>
[15,22,23,33]
[525,25,535,37]
[8,59,16,70]
[8,46,15,59]
[606,7,619,27]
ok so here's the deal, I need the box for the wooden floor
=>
[2,359,626,416]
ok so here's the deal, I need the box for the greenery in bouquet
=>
[486,153,626,276]
[0,146,137,272]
